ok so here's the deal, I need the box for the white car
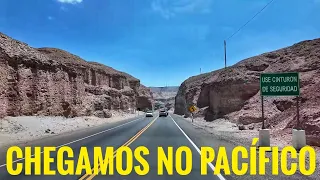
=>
[159,110,168,117]
[145,111,153,117]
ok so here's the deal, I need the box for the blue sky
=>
[0,0,319,87]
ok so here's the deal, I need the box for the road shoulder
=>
[0,114,144,163]
[170,113,319,180]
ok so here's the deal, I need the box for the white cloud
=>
[60,6,68,11]
[57,0,83,4]
[47,16,54,20]
[151,0,213,19]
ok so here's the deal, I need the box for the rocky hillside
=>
[150,86,179,99]
[0,32,153,118]
[150,86,179,110]
[174,38,320,146]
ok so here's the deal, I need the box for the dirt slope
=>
[174,38,320,146]
[0,32,153,118]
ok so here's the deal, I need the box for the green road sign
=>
[260,72,300,96]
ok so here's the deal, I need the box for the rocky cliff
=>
[150,86,179,110]
[0,32,153,118]
[137,85,154,111]
[175,38,320,146]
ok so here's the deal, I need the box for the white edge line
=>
[0,117,144,168]
[169,115,226,180]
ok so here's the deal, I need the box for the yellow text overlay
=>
[6,144,316,176]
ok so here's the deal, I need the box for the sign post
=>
[260,72,300,127]
[137,108,141,116]
[260,72,303,149]
[224,40,227,69]
[296,96,300,129]
[261,96,265,129]
[189,105,197,123]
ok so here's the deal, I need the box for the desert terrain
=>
[175,38,320,147]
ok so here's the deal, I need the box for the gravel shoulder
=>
[0,111,143,148]
[177,114,320,177]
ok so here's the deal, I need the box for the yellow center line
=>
[79,116,158,180]
[78,122,150,180]
[86,118,157,180]
[80,124,149,180]
[85,117,158,180]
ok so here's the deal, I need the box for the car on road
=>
[159,110,168,117]
[145,110,153,117]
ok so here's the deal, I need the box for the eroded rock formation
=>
[0,32,153,118]
[174,38,320,146]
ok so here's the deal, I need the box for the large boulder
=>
[93,109,112,118]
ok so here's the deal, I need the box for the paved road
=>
[0,113,316,180]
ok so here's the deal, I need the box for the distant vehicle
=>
[146,110,153,117]
[159,110,168,117]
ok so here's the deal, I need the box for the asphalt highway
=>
[0,113,317,180]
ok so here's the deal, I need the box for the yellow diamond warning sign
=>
[189,105,197,113]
